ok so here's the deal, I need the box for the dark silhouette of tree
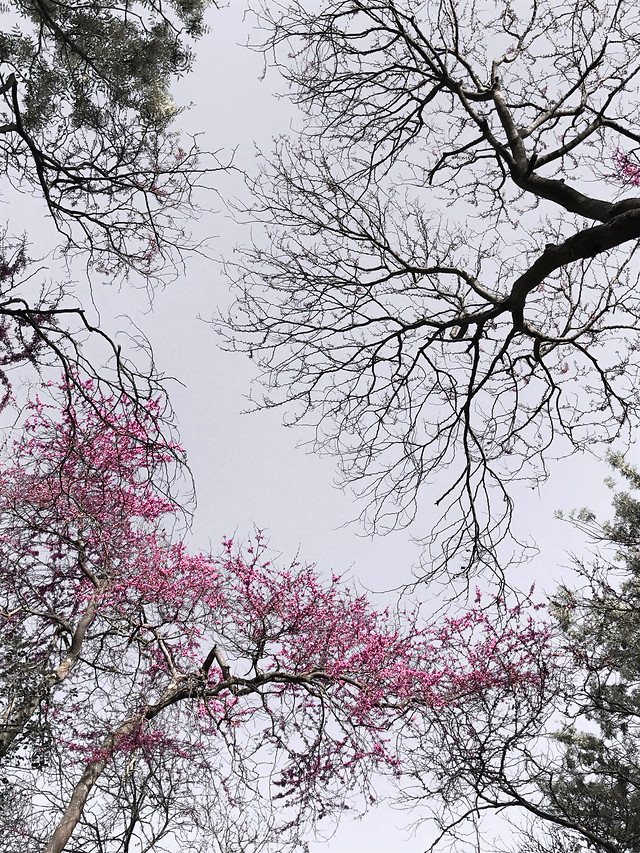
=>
[225,0,640,576]
[1,0,211,279]
[0,0,221,415]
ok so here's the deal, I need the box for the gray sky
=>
[83,3,618,850]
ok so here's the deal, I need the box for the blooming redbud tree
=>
[0,381,553,853]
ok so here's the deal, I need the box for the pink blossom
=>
[0,379,555,849]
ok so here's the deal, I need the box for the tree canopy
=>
[395,455,640,853]
[0,0,216,412]
[0,380,551,851]
[225,0,640,575]
[4,1,640,851]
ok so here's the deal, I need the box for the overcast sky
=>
[75,4,620,850]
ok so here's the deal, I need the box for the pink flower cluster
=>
[0,379,554,833]
[613,147,640,185]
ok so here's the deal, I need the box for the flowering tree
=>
[390,456,640,853]
[225,0,640,577]
[0,381,552,852]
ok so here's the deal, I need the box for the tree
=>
[0,0,218,414]
[0,380,552,852]
[1,0,210,278]
[392,455,640,853]
[224,0,640,575]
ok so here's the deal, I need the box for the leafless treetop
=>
[226,0,640,579]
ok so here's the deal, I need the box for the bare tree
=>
[0,1,223,417]
[225,0,640,576]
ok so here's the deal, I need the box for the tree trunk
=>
[41,682,181,853]
[0,595,99,759]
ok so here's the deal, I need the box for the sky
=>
[93,3,622,849]
[142,2,614,585]
[23,2,623,850]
